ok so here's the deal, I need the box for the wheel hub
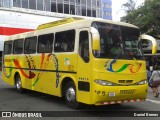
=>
[16,79,21,90]
[66,87,75,101]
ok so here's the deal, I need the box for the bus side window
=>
[54,30,75,52]
[24,36,37,54]
[79,31,89,63]
[4,41,12,54]
[38,33,53,53]
[13,39,24,54]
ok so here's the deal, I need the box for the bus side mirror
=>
[91,27,100,50]
[138,34,157,55]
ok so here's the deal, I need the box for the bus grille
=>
[120,89,135,94]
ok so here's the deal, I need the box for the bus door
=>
[77,29,92,103]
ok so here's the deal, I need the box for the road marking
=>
[146,99,160,105]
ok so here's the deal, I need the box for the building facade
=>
[0,0,113,52]
[102,0,112,20]
[0,0,103,18]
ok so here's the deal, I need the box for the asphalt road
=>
[0,71,160,120]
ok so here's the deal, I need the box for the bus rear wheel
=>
[65,81,79,109]
[15,74,24,93]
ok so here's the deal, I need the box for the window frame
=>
[13,39,24,54]
[4,41,13,55]
[37,33,54,53]
[24,36,37,54]
[54,29,76,53]
[79,30,90,63]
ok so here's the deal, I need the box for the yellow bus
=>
[2,17,157,108]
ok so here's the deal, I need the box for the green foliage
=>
[121,0,136,14]
[122,0,160,39]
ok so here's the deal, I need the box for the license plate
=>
[108,92,116,97]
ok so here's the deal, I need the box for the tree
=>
[121,0,136,14]
[122,0,160,39]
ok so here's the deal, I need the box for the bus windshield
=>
[92,22,144,60]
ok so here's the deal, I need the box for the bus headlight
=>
[94,80,117,86]
[136,80,148,85]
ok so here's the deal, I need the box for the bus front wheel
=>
[15,74,24,93]
[65,81,79,109]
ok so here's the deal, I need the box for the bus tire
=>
[65,81,79,109]
[15,74,24,94]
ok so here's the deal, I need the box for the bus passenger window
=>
[24,36,37,54]
[38,33,53,53]
[54,30,75,52]
[79,31,89,63]
[13,39,24,54]
[4,41,12,54]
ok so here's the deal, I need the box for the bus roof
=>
[37,17,138,30]
[5,17,138,41]
[37,17,85,30]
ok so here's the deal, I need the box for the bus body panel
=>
[76,28,92,104]
[2,53,78,97]
[90,58,148,104]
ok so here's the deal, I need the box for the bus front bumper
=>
[92,84,148,105]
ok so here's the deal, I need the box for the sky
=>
[112,0,145,21]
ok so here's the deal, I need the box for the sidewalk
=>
[147,86,160,101]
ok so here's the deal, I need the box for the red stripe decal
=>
[100,102,104,105]
[14,59,35,79]
[108,102,111,104]
[0,26,34,35]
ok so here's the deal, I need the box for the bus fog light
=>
[97,91,100,95]
[102,91,106,96]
